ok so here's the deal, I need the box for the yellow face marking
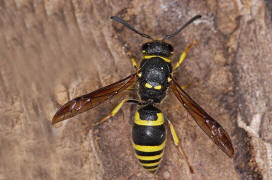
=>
[168,77,172,82]
[133,140,166,152]
[145,83,152,88]
[136,152,164,161]
[141,160,161,167]
[134,112,164,126]
[154,85,162,90]
[144,55,171,63]
[137,72,142,77]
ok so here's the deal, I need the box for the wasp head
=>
[142,41,173,57]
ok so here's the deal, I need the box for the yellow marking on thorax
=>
[145,83,152,88]
[134,112,164,126]
[144,83,162,90]
[133,140,166,152]
[154,85,162,90]
[144,55,171,63]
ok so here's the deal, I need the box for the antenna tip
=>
[194,15,202,20]
[110,16,117,20]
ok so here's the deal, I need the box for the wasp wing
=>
[52,74,137,124]
[170,78,234,158]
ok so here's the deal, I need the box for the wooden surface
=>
[0,0,271,179]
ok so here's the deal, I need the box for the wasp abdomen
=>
[132,105,166,173]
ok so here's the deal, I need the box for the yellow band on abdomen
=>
[136,151,164,161]
[134,112,164,126]
[141,160,161,167]
[133,140,166,152]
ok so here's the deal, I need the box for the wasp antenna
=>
[163,15,201,40]
[111,16,153,40]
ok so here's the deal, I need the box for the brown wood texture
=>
[0,0,271,179]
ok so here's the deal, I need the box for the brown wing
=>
[170,78,234,158]
[52,74,137,124]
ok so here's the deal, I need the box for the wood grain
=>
[0,0,271,179]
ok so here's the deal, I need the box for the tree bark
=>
[0,0,271,179]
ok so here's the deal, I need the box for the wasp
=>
[52,15,234,174]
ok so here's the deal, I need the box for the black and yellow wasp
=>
[52,15,234,173]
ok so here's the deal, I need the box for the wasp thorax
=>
[142,41,173,57]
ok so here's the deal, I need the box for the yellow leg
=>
[94,99,129,126]
[173,40,197,71]
[131,57,142,77]
[131,57,138,69]
[168,120,194,174]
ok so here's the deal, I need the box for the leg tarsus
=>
[168,120,194,174]
[177,146,194,174]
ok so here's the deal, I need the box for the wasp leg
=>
[94,99,140,126]
[131,57,143,78]
[167,119,194,173]
[131,57,138,69]
[173,40,197,71]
